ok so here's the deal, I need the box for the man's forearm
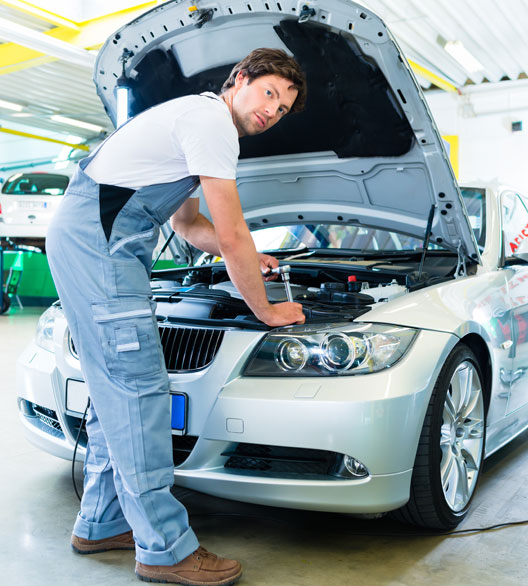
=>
[219,232,273,321]
[172,213,222,256]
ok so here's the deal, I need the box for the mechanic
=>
[46,48,306,585]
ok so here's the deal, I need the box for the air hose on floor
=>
[72,398,90,501]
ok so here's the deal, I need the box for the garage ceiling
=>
[359,0,528,87]
[0,0,527,153]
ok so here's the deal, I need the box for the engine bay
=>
[151,254,460,328]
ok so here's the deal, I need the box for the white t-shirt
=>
[85,92,239,190]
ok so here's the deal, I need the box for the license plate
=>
[66,381,187,433]
[17,201,47,209]
[171,393,187,436]
[66,379,89,414]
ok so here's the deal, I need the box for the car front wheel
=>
[394,344,486,529]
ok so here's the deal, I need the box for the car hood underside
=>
[93,0,479,261]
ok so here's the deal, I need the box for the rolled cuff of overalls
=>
[134,526,200,566]
[73,512,132,540]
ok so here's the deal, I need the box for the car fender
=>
[363,272,510,424]
[363,273,505,344]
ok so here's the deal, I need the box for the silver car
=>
[16,0,528,530]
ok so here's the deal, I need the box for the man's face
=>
[231,73,298,137]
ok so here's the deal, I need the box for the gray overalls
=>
[46,147,201,565]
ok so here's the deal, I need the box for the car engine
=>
[151,262,410,326]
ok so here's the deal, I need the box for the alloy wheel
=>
[440,360,485,512]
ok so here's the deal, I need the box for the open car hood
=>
[93,0,479,261]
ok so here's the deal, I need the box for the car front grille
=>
[159,325,224,372]
[222,443,340,478]
[70,325,224,373]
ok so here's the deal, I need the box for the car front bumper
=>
[17,327,458,513]
[0,219,49,238]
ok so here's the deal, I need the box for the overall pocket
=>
[109,227,156,256]
[92,297,164,378]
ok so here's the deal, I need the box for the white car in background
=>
[15,0,528,530]
[0,172,69,246]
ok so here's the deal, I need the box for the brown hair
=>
[221,48,306,114]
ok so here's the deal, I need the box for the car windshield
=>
[250,188,486,255]
[251,224,442,254]
[1,173,69,196]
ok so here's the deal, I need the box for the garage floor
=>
[2,307,528,586]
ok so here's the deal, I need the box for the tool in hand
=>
[269,264,293,302]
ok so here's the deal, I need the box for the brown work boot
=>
[71,530,135,554]
[135,546,242,585]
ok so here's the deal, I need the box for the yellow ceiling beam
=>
[0,2,160,75]
[0,0,79,30]
[0,126,90,150]
[408,59,458,93]
[77,2,163,27]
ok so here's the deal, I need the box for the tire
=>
[392,344,486,530]
[0,292,11,315]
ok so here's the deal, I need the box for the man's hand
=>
[260,301,305,327]
[259,253,280,281]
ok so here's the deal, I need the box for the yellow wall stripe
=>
[442,135,459,178]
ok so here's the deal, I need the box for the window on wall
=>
[501,190,528,258]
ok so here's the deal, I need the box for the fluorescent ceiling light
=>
[51,115,105,133]
[443,40,484,73]
[0,17,95,69]
[12,112,32,117]
[0,99,23,111]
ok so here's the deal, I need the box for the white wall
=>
[425,79,528,194]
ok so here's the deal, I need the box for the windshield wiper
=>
[256,245,311,259]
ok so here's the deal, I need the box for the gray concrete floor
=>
[1,306,528,585]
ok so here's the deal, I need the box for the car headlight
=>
[35,305,62,352]
[243,323,418,377]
